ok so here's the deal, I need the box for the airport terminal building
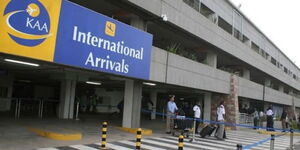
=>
[1,0,300,129]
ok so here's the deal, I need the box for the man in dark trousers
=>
[266,106,274,131]
[280,108,288,131]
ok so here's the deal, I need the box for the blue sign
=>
[54,0,153,80]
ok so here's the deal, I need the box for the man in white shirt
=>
[193,103,201,133]
[266,106,274,131]
[166,95,178,134]
[216,101,225,140]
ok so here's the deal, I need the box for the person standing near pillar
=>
[166,95,178,134]
[266,106,274,131]
[193,102,201,133]
[280,108,288,131]
[216,101,225,140]
[253,108,259,129]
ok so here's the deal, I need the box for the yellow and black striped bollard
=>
[178,135,184,150]
[101,122,107,150]
[136,128,142,150]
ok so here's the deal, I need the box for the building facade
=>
[0,0,299,129]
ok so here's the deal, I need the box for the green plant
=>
[189,53,197,61]
[290,120,299,130]
[166,43,181,54]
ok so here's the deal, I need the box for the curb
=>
[28,127,82,141]
[115,126,152,135]
[257,130,300,136]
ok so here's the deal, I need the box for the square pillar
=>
[131,17,146,31]
[278,85,284,92]
[58,79,76,119]
[122,80,142,128]
[203,92,212,121]
[264,78,272,87]
[211,74,239,130]
[206,51,217,68]
[242,69,250,80]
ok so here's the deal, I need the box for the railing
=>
[239,113,253,125]
[0,97,59,118]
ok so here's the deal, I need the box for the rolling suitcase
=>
[200,125,216,138]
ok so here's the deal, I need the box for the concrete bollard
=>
[136,128,142,150]
[270,134,274,150]
[236,144,243,150]
[290,129,294,150]
[101,122,108,150]
[178,135,184,150]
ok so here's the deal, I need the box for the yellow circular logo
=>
[26,3,40,17]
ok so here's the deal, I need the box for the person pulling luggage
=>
[215,101,225,140]
[193,102,201,133]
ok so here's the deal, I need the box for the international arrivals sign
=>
[0,0,153,80]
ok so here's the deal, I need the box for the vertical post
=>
[236,144,242,150]
[190,119,196,142]
[270,134,274,150]
[15,98,19,119]
[75,101,80,120]
[40,100,44,119]
[17,99,21,118]
[162,108,165,121]
[38,99,41,118]
[290,129,294,150]
[136,128,142,150]
[101,122,107,150]
[178,135,184,150]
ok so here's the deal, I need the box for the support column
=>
[203,92,212,121]
[131,16,146,31]
[242,69,250,80]
[0,74,14,111]
[278,85,284,92]
[289,90,296,120]
[264,78,272,88]
[122,80,142,128]
[58,79,76,119]
[206,51,217,68]
[211,74,239,130]
[150,90,157,120]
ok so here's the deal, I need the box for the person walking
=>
[166,95,178,134]
[193,102,201,133]
[253,108,259,129]
[266,106,274,131]
[216,101,225,140]
[280,108,288,131]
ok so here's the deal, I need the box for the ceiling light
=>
[4,59,40,67]
[143,82,156,86]
[18,80,32,83]
[86,81,101,85]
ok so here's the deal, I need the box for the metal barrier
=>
[238,113,253,125]
[141,109,299,150]
[13,98,59,119]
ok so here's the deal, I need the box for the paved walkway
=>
[38,130,300,150]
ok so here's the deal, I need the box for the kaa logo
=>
[3,0,51,47]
